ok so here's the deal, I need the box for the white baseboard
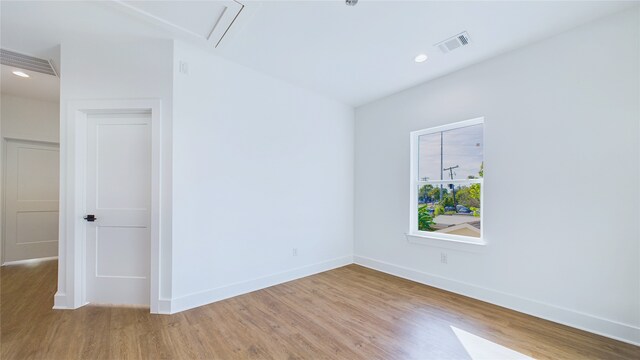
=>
[53,292,69,310]
[3,256,58,266]
[156,299,172,315]
[168,256,354,314]
[354,255,640,346]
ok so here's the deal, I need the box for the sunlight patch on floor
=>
[451,326,534,360]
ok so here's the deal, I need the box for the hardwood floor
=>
[1,260,638,359]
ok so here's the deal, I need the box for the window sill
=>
[406,232,487,253]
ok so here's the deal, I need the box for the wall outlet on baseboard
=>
[440,252,448,264]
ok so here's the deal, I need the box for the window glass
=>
[417,183,481,238]
[412,119,484,242]
[418,123,483,181]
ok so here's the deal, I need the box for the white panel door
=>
[4,140,59,262]
[85,113,151,306]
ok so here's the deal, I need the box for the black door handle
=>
[84,214,97,222]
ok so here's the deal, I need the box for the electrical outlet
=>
[292,248,298,256]
[440,252,448,264]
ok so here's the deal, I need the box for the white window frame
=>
[409,117,485,245]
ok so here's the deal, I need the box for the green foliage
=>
[425,185,447,202]
[463,163,483,213]
[469,183,481,202]
[428,187,440,201]
[418,205,435,231]
[459,162,483,206]
[420,162,483,217]
[439,194,454,207]
[456,186,480,209]
[418,185,434,202]
[469,163,483,216]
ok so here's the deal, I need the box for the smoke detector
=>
[435,32,471,54]
[346,0,358,6]
[0,49,58,77]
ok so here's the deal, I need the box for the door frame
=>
[55,99,162,313]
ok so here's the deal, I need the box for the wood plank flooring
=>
[1,260,638,359]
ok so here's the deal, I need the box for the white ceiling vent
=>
[0,49,58,77]
[435,32,471,54]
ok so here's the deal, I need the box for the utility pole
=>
[443,165,459,207]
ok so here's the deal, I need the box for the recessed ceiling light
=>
[12,71,30,78]
[414,54,428,63]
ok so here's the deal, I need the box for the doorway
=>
[84,112,151,305]
[3,139,59,262]
[56,100,161,312]
[1,53,61,265]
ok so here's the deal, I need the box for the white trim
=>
[156,298,172,315]
[56,99,163,313]
[354,255,640,346]
[2,256,58,266]
[417,179,482,185]
[409,228,485,245]
[1,138,6,266]
[53,293,69,309]
[166,256,353,314]
[1,137,59,146]
[410,117,484,137]
[409,117,485,246]
[406,233,487,251]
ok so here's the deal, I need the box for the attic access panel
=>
[116,0,243,48]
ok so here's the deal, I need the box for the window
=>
[410,118,484,243]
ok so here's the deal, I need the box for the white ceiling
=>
[116,1,243,47]
[1,1,637,106]
[216,1,636,106]
[1,65,60,102]
[0,1,173,62]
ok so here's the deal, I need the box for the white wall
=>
[170,41,354,311]
[354,8,639,344]
[55,36,354,314]
[1,94,59,143]
[0,94,60,263]
[56,39,174,310]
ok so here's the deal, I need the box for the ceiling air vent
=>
[0,49,58,77]
[435,32,471,54]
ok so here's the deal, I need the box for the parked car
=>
[456,205,472,214]
[445,206,456,212]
